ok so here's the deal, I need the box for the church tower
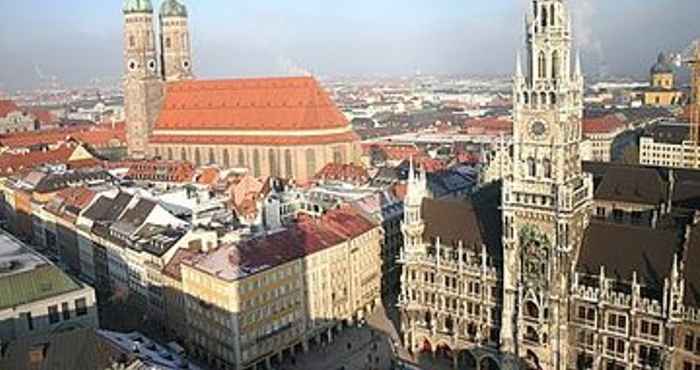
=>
[500,1,593,369]
[159,0,194,82]
[401,159,428,256]
[123,0,164,159]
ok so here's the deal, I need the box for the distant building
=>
[643,53,684,107]
[581,114,628,162]
[0,230,98,342]
[639,121,700,169]
[0,100,38,134]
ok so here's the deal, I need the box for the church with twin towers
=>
[122,0,360,181]
[399,1,700,370]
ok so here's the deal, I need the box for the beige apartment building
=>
[639,122,700,169]
[180,208,381,370]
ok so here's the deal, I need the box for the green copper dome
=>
[123,0,154,14]
[160,0,188,17]
[651,52,673,75]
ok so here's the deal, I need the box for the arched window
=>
[525,301,540,319]
[540,92,548,106]
[306,148,316,178]
[543,159,552,178]
[154,147,160,158]
[237,148,245,167]
[167,148,173,160]
[527,157,536,177]
[284,149,293,178]
[208,148,215,164]
[268,149,278,177]
[550,4,556,27]
[523,92,530,105]
[541,6,548,28]
[550,92,557,105]
[181,148,187,161]
[538,52,546,79]
[194,148,201,166]
[223,149,230,168]
[165,37,172,49]
[551,50,559,79]
[253,149,261,177]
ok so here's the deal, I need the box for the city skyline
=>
[1,0,699,90]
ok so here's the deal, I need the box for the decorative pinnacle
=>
[515,52,523,78]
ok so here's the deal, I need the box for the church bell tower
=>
[500,1,593,369]
[123,0,164,159]
[160,0,194,82]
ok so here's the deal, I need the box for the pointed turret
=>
[515,52,523,79]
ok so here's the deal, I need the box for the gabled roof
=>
[593,165,668,205]
[154,77,349,131]
[82,192,133,223]
[577,220,680,288]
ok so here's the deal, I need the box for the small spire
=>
[408,155,415,180]
[515,52,523,78]
[575,50,582,77]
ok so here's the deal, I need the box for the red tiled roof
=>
[0,100,21,118]
[0,123,126,149]
[154,76,349,131]
[0,146,75,176]
[150,131,359,146]
[126,160,195,183]
[196,167,220,186]
[25,108,56,125]
[163,248,198,282]
[56,186,96,209]
[314,163,368,184]
[462,117,513,135]
[583,114,627,134]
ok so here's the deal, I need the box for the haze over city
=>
[1,0,700,89]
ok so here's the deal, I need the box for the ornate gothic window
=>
[238,148,245,167]
[551,50,559,79]
[284,149,293,178]
[550,92,557,105]
[253,149,261,177]
[541,7,548,28]
[523,92,530,105]
[269,149,279,177]
[540,92,547,106]
[538,52,546,79]
[525,301,540,320]
[306,148,316,178]
[550,4,556,27]
[527,157,536,177]
[223,149,230,168]
[543,158,552,178]
[194,148,201,166]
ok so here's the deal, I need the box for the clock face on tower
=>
[529,120,547,140]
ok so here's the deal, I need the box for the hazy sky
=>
[1,0,699,90]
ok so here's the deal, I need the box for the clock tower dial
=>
[529,120,548,140]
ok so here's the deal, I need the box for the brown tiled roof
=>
[578,220,680,288]
[421,198,483,251]
[162,248,198,282]
[593,165,668,205]
[154,77,349,131]
[125,160,195,183]
[683,221,700,307]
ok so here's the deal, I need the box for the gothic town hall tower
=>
[500,0,593,369]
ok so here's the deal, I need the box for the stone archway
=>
[458,349,478,370]
[525,350,542,370]
[480,356,500,370]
